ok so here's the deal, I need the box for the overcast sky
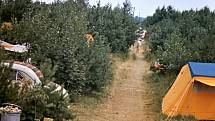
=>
[34,0,215,17]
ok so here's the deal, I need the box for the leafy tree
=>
[0,0,32,22]
[13,0,112,96]
[87,0,138,53]
[144,6,215,71]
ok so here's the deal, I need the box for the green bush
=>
[0,78,73,120]
[0,0,112,120]
[144,6,215,71]
[13,0,112,97]
[0,0,32,22]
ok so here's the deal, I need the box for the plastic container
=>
[0,103,21,121]
[1,112,21,121]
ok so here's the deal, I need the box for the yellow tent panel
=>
[162,62,215,120]
[194,77,215,87]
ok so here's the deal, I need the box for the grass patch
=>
[73,94,104,107]
[72,54,122,108]
[110,53,129,61]
[146,72,197,121]
[72,84,111,107]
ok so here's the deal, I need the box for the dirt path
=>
[73,44,156,121]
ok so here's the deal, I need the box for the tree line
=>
[0,0,138,120]
[143,6,215,71]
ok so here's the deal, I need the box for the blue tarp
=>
[188,62,215,78]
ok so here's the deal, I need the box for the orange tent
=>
[162,62,215,120]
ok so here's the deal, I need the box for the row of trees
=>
[0,0,138,120]
[0,0,32,22]
[144,6,215,71]
[87,0,138,53]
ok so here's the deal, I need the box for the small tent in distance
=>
[162,62,215,120]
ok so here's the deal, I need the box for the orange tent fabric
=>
[162,62,215,120]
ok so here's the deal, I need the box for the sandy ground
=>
[72,43,156,121]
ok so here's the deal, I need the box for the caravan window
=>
[193,81,215,93]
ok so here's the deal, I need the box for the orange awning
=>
[193,77,215,87]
